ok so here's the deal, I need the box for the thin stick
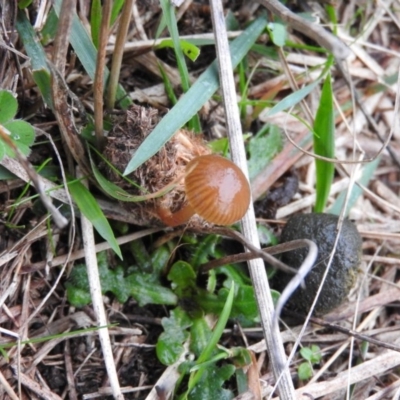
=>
[78,169,124,400]
[208,1,295,398]
[107,0,134,109]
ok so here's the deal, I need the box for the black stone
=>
[274,213,362,315]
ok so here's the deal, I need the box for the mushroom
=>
[157,154,251,226]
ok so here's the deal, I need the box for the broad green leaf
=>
[313,72,335,212]
[268,22,287,47]
[298,362,313,381]
[0,90,18,123]
[151,245,170,275]
[2,120,35,157]
[129,239,152,271]
[66,284,91,308]
[300,345,322,364]
[125,274,177,306]
[66,252,176,307]
[190,318,212,358]
[156,39,200,62]
[168,261,197,292]
[156,308,192,365]
[123,16,268,175]
[40,8,58,45]
[188,365,235,400]
[190,234,220,268]
[68,179,122,259]
[33,69,53,108]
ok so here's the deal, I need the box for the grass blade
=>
[329,157,380,216]
[16,11,53,108]
[123,16,268,175]
[90,0,101,49]
[68,179,122,259]
[313,72,335,212]
[159,0,201,132]
[187,282,235,394]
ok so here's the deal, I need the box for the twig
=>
[208,1,295,398]
[78,169,124,400]
[284,310,400,353]
[107,0,134,109]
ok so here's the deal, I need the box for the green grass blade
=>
[159,0,201,132]
[329,157,380,216]
[16,12,53,108]
[160,0,190,92]
[264,78,321,119]
[187,283,235,393]
[16,11,48,71]
[110,0,125,25]
[68,179,122,259]
[158,62,178,105]
[90,0,101,49]
[313,72,335,212]
[123,16,268,175]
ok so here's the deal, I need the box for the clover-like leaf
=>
[2,120,35,157]
[0,90,18,123]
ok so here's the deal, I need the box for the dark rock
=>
[274,213,362,315]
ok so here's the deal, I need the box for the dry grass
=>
[1,0,400,399]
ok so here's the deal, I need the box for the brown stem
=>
[157,203,195,227]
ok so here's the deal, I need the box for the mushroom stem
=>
[157,203,195,227]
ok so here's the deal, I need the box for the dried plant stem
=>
[107,0,134,109]
[209,1,295,398]
[52,0,76,73]
[0,369,19,400]
[0,126,68,229]
[78,169,124,400]
[94,0,112,149]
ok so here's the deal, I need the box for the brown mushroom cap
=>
[184,155,251,225]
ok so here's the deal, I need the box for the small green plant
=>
[66,234,273,397]
[0,90,35,159]
[66,250,176,307]
[297,344,322,381]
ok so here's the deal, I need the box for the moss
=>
[274,213,362,315]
